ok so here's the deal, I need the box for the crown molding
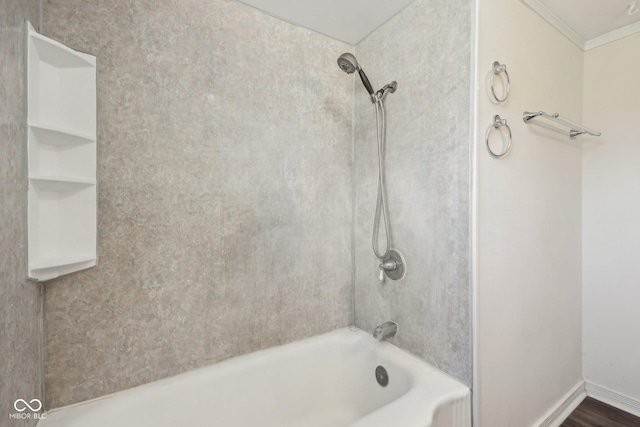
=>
[585,20,640,50]
[519,0,586,50]
[520,0,640,51]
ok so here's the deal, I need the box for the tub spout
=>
[373,321,398,340]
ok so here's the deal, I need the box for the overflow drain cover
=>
[375,365,389,387]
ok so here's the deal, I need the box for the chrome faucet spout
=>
[373,321,398,340]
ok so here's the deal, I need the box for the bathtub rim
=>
[41,325,470,424]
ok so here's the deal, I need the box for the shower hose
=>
[372,97,391,260]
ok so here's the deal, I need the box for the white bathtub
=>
[39,327,470,427]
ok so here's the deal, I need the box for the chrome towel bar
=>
[523,111,601,139]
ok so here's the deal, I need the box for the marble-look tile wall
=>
[43,0,353,408]
[0,1,43,426]
[354,0,472,385]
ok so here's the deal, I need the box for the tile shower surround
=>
[1,1,44,426]
[42,0,353,408]
[354,0,472,385]
[42,0,473,408]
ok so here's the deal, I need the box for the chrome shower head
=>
[337,52,374,96]
[337,53,359,74]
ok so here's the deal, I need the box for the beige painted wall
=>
[475,0,584,425]
[43,0,354,408]
[583,33,640,406]
[0,1,43,426]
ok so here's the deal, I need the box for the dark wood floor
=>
[561,397,640,426]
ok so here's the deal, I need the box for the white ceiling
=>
[235,0,417,45]
[235,0,640,50]
[521,0,640,50]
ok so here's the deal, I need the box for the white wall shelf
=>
[30,256,97,273]
[26,21,97,282]
[30,176,96,191]
[29,30,95,68]
[28,122,96,145]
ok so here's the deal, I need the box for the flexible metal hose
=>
[372,97,391,260]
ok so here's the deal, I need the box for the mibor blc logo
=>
[8,399,46,420]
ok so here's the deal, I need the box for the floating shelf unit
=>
[26,21,97,281]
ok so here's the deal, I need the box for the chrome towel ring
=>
[485,115,512,159]
[490,61,510,103]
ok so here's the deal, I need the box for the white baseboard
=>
[586,382,640,418]
[534,381,587,427]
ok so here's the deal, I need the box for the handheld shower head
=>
[337,53,358,74]
[337,52,375,97]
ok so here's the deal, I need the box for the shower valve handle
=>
[378,260,398,282]
[377,249,406,282]
[379,260,398,271]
